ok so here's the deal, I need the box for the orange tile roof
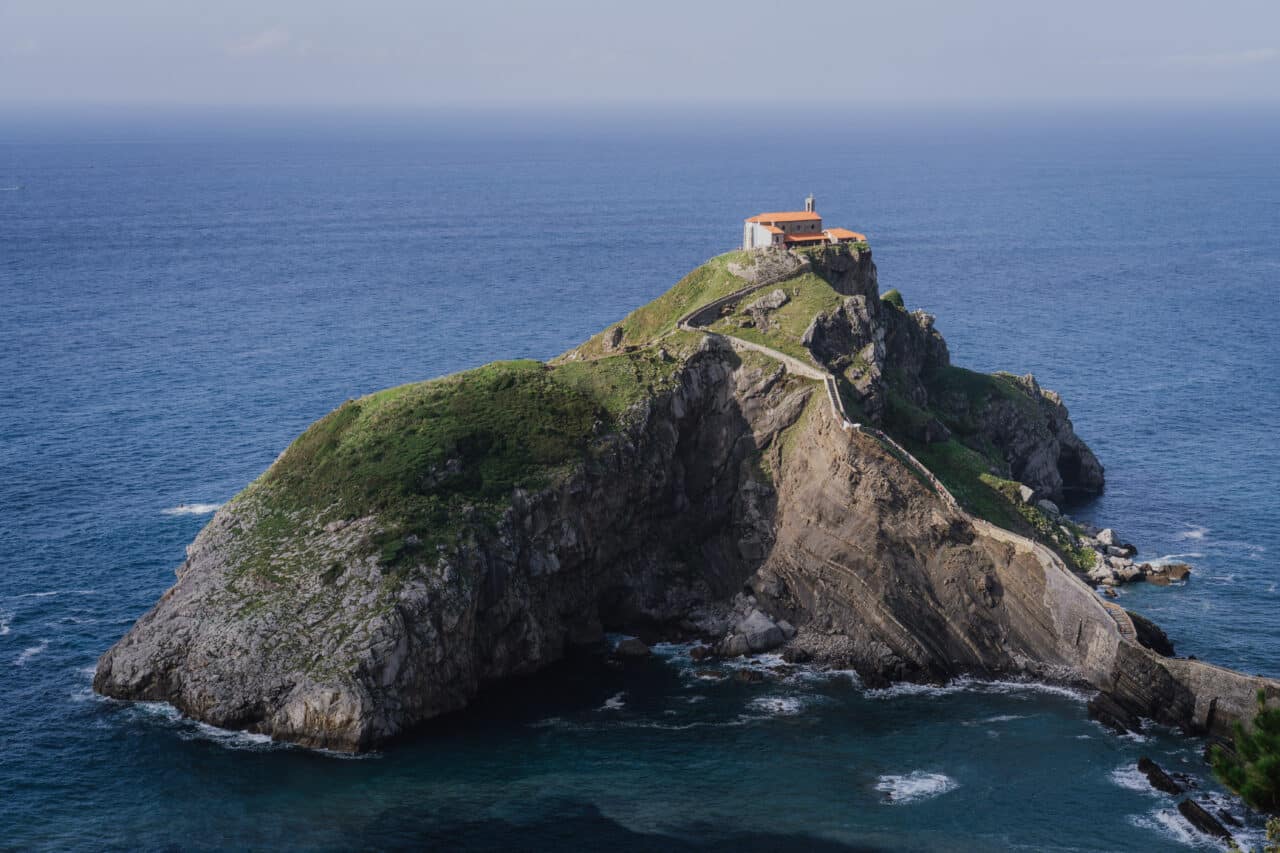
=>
[747,211,822,223]
[824,228,867,241]
[763,225,784,234]
[784,232,828,243]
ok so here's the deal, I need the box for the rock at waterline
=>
[781,647,813,664]
[689,645,714,662]
[737,610,787,653]
[1176,799,1233,841]
[613,638,651,658]
[1136,757,1183,795]
[1087,693,1142,734]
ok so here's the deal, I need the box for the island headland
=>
[95,238,1279,753]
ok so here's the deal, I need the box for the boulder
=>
[776,619,797,640]
[1114,563,1144,582]
[1137,756,1183,795]
[734,668,766,684]
[717,634,750,658]
[781,647,813,664]
[735,610,787,653]
[689,645,714,662]
[1018,484,1036,504]
[1036,499,1061,517]
[1088,692,1142,733]
[1096,528,1119,546]
[614,638,651,658]
[1164,563,1193,581]
[1176,799,1232,841]
[746,289,789,312]
[1088,566,1116,585]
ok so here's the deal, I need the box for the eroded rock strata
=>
[95,245,1279,751]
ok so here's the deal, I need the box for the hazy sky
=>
[2,0,1278,109]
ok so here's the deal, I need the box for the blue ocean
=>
[2,108,1278,851]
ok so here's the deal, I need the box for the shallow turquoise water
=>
[1,109,1277,850]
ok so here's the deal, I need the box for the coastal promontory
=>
[94,243,1279,752]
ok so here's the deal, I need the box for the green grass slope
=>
[232,349,686,579]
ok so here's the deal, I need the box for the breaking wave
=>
[14,640,49,666]
[21,589,96,599]
[161,503,222,516]
[864,677,1088,703]
[128,702,286,752]
[1128,809,1201,847]
[746,695,805,716]
[1109,763,1162,794]
[599,691,626,711]
[875,771,959,804]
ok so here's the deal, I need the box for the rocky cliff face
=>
[95,245,1277,751]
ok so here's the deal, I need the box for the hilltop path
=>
[675,254,1139,642]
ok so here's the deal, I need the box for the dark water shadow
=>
[345,797,884,852]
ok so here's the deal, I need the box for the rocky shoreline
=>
[1030,499,1196,593]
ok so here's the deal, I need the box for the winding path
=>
[675,257,1138,642]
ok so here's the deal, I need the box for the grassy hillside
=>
[233,348,688,579]
[223,245,1092,585]
[706,270,843,364]
[574,250,758,357]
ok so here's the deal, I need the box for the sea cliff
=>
[95,244,1279,751]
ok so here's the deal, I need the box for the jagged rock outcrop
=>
[95,244,1276,751]
[934,372,1106,503]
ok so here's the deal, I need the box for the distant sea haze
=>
[0,109,1276,850]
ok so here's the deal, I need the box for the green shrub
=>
[1213,691,1280,815]
[881,289,905,309]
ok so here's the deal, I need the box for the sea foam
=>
[747,695,804,716]
[1109,763,1161,794]
[1128,809,1200,847]
[14,640,49,666]
[864,676,1088,703]
[161,503,222,516]
[875,771,959,804]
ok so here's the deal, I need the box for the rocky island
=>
[95,243,1279,753]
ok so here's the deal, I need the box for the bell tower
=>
[804,193,816,213]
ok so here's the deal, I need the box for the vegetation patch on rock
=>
[1213,690,1280,815]
[235,351,685,577]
